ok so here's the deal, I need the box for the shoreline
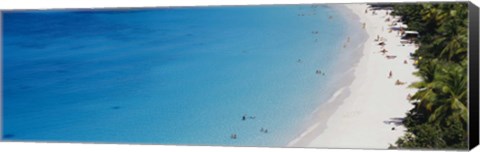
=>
[288,4,419,149]
[286,4,368,147]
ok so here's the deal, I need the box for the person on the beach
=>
[362,22,366,29]
[378,41,386,46]
[297,59,302,63]
[396,79,405,85]
[231,134,237,139]
[386,55,397,59]
[365,9,368,14]
[389,71,393,79]
[242,115,246,121]
[380,49,388,55]
[404,60,408,64]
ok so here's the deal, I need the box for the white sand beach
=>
[289,4,420,149]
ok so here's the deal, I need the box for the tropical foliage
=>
[390,3,469,149]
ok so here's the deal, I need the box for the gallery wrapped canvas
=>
[1,1,479,150]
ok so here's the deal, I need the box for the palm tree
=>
[410,60,439,112]
[436,4,468,62]
[427,64,468,126]
[419,4,448,36]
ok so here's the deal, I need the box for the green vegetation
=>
[390,3,469,149]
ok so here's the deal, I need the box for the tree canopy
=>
[389,3,469,149]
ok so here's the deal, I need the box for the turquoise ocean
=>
[2,5,365,146]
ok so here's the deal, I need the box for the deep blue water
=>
[2,5,358,146]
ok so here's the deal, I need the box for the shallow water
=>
[3,4,358,146]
